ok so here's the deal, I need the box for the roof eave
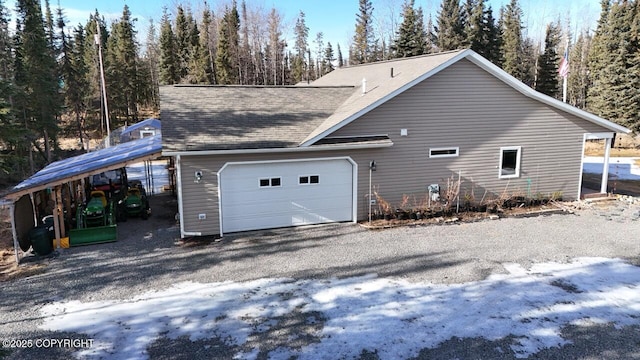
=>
[162,140,394,157]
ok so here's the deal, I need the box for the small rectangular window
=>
[299,175,319,185]
[260,177,281,187]
[429,147,459,158]
[499,146,522,179]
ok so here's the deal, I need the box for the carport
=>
[3,135,164,263]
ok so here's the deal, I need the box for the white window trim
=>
[298,174,320,185]
[259,177,282,188]
[140,129,156,138]
[499,146,522,179]
[429,146,459,158]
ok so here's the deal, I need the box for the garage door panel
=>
[220,159,354,233]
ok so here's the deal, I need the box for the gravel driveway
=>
[1,194,639,359]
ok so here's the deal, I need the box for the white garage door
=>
[219,158,355,233]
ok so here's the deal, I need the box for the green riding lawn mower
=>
[123,180,151,220]
[70,189,118,246]
[68,168,153,246]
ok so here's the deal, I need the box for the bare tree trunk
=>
[43,128,52,164]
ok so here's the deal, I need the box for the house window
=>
[429,147,459,158]
[140,130,156,138]
[259,177,281,187]
[299,175,320,185]
[499,146,522,179]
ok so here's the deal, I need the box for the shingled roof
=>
[301,50,463,145]
[160,85,355,152]
[160,50,629,154]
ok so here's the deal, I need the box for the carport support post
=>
[10,203,20,264]
[29,192,37,226]
[51,187,62,249]
[601,137,612,194]
[56,186,66,239]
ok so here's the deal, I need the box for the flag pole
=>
[560,39,569,103]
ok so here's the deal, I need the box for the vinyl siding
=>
[179,150,380,236]
[179,59,611,237]
[329,59,608,208]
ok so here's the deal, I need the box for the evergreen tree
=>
[350,0,375,64]
[393,0,427,58]
[535,21,562,98]
[337,43,344,67]
[292,11,308,83]
[55,5,82,146]
[106,4,139,125]
[322,42,335,75]
[483,5,502,65]
[43,0,54,50]
[197,5,215,84]
[141,19,160,110]
[521,37,537,87]
[174,6,189,80]
[0,0,21,175]
[159,7,179,85]
[185,16,204,84]
[567,31,591,109]
[628,0,640,131]
[500,0,526,81]
[68,24,90,148]
[425,15,437,53]
[82,11,109,134]
[436,0,465,51]
[588,0,638,130]
[466,0,480,49]
[215,4,240,84]
[464,1,502,64]
[0,0,13,83]
[14,0,61,164]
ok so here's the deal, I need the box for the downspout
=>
[175,155,202,238]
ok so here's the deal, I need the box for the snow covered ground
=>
[583,156,640,180]
[126,160,169,194]
[39,257,640,360]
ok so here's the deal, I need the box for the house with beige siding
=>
[160,49,630,238]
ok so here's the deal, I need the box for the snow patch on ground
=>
[39,257,640,359]
[583,157,640,180]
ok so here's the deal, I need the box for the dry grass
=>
[584,146,640,157]
[584,135,640,157]
[0,206,45,282]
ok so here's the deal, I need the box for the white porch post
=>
[601,137,612,194]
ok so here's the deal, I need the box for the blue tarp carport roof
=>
[5,135,162,199]
[121,118,161,136]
